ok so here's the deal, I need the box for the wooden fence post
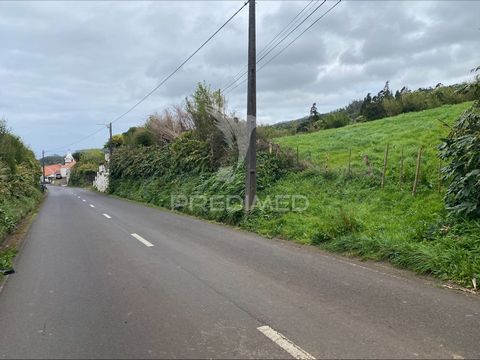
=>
[364,154,372,176]
[381,143,390,189]
[348,148,352,177]
[268,142,272,154]
[399,145,404,188]
[296,146,299,165]
[412,146,423,196]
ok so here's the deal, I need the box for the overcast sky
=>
[1,0,479,156]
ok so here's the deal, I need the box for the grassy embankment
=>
[247,102,479,286]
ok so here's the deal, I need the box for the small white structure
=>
[64,152,74,163]
[60,152,76,182]
[93,153,109,193]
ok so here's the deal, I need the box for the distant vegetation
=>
[69,149,105,187]
[265,81,477,137]
[0,119,41,258]
[42,154,64,165]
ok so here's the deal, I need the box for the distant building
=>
[42,153,76,183]
[44,164,62,182]
[64,152,74,163]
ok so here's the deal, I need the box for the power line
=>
[222,0,326,94]
[256,0,326,64]
[258,0,341,72]
[45,127,105,154]
[258,0,316,59]
[222,0,316,90]
[111,0,248,125]
[46,1,248,153]
[225,0,341,96]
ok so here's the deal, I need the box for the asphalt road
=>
[0,186,479,359]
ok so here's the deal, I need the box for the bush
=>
[0,120,41,242]
[439,66,480,218]
[69,149,105,187]
[439,101,480,218]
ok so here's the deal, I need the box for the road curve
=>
[0,186,479,359]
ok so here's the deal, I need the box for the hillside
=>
[247,102,479,286]
[276,102,472,176]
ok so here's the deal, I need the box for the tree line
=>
[266,80,477,136]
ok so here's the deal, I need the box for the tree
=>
[309,103,320,123]
[43,155,64,165]
[104,134,124,149]
[185,82,226,167]
[133,128,155,147]
[144,105,193,145]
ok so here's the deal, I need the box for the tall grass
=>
[248,103,479,287]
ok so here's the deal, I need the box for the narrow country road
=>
[0,186,479,359]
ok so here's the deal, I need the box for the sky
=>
[0,0,479,157]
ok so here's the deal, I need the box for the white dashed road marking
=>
[82,199,86,202]
[89,204,95,208]
[103,214,112,219]
[257,326,315,360]
[131,233,154,247]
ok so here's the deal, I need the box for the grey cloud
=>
[0,0,478,155]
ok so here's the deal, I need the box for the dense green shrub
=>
[185,82,226,167]
[0,120,41,242]
[109,135,296,225]
[69,149,105,187]
[440,101,480,218]
[439,68,480,218]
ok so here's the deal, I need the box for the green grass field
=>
[246,102,480,287]
[277,103,472,181]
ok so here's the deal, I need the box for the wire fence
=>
[268,141,445,196]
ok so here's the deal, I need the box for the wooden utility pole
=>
[245,0,256,212]
[108,122,113,160]
[41,149,46,191]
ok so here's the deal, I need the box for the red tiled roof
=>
[44,164,62,176]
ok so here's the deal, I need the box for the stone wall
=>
[93,164,109,193]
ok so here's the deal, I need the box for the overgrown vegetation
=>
[0,119,41,272]
[0,248,17,274]
[439,67,480,219]
[109,83,297,224]
[69,149,105,187]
